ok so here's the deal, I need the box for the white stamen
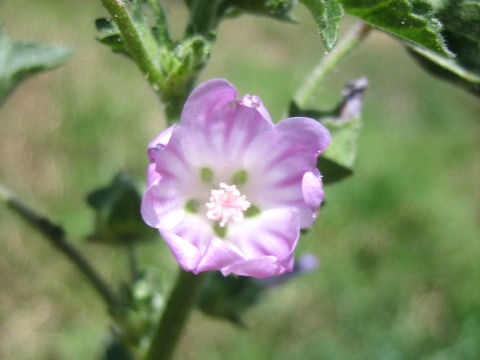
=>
[206,183,251,227]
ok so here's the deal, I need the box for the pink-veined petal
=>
[169,214,214,250]
[160,230,201,271]
[242,117,330,227]
[178,103,272,173]
[152,127,192,183]
[228,208,299,265]
[239,94,273,125]
[146,163,161,188]
[275,117,331,154]
[141,179,185,230]
[194,237,244,273]
[147,124,177,162]
[180,79,237,128]
[221,256,287,278]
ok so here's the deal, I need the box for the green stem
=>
[100,0,164,93]
[145,0,172,47]
[294,21,372,108]
[0,184,119,310]
[145,270,206,360]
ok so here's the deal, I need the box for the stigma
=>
[206,183,251,227]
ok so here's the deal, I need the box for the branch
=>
[1,183,120,310]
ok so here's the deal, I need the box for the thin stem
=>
[294,21,372,108]
[145,270,206,360]
[101,0,164,93]
[0,184,119,310]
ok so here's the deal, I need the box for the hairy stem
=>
[145,270,206,360]
[0,184,119,310]
[294,21,372,108]
[100,0,164,93]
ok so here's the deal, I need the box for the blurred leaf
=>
[0,25,72,104]
[299,0,344,50]
[408,0,480,96]
[86,172,153,245]
[197,254,320,326]
[290,78,367,184]
[197,272,264,326]
[102,339,135,360]
[340,0,453,57]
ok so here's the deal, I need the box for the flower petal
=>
[228,208,299,266]
[242,117,330,228]
[239,94,273,125]
[160,229,201,271]
[180,79,237,128]
[302,169,324,209]
[169,214,214,249]
[178,102,272,175]
[141,179,185,230]
[148,124,177,162]
[275,116,331,154]
[146,162,161,188]
[152,127,192,183]
[221,256,287,278]
[194,237,244,273]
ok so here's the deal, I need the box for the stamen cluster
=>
[206,183,251,227]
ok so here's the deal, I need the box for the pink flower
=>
[142,79,330,278]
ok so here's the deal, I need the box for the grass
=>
[0,1,479,359]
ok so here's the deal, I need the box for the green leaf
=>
[0,25,72,104]
[86,172,154,245]
[340,0,452,57]
[290,78,367,184]
[408,0,480,96]
[299,0,344,50]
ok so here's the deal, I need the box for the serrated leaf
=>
[299,0,344,50]
[408,0,480,96]
[0,26,72,104]
[290,78,367,184]
[340,0,452,57]
[86,172,153,245]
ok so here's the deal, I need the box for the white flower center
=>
[206,183,251,227]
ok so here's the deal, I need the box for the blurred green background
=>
[1,1,479,359]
